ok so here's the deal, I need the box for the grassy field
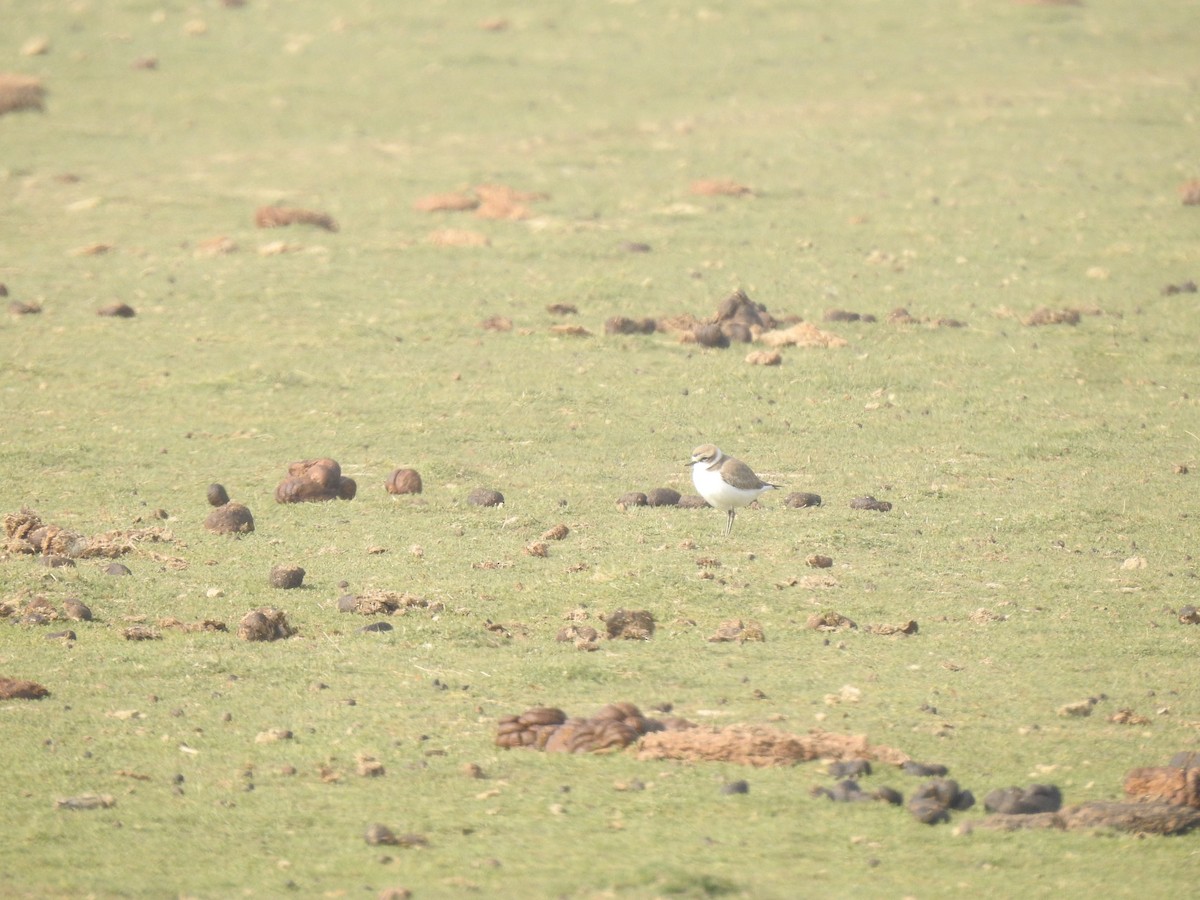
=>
[2,1,1199,897]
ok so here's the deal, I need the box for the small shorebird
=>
[687,444,779,536]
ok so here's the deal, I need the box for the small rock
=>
[104,562,131,576]
[676,494,711,509]
[806,554,833,568]
[849,496,892,512]
[721,780,750,795]
[46,630,76,642]
[39,555,75,568]
[207,483,230,507]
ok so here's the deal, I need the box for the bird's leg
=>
[724,509,736,537]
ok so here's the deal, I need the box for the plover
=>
[687,444,779,536]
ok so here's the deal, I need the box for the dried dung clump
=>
[97,302,136,318]
[1124,765,1200,808]
[3,509,85,556]
[467,488,505,507]
[0,677,50,700]
[337,590,435,616]
[206,483,230,507]
[384,468,422,495]
[645,488,681,508]
[616,491,647,509]
[254,206,338,232]
[5,509,178,560]
[0,74,45,115]
[204,501,254,534]
[806,611,857,631]
[758,322,848,349]
[416,183,547,220]
[605,316,656,335]
[638,725,910,768]
[275,458,356,503]
[496,703,690,754]
[690,179,753,197]
[908,778,975,825]
[269,565,305,589]
[1024,307,1081,326]
[603,608,655,640]
[984,784,1063,815]
[785,492,822,508]
[708,619,765,643]
[237,607,295,642]
[413,192,479,213]
[849,496,892,512]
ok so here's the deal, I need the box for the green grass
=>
[3,0,1200,896]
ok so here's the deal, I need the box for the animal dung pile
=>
[336,589,439,616]
[3,509,85,557]
[413,183,548,220]
[466,488,504,507]
[0,73,45,116]
[384,468,422,495]
[4,508,179,560]
[496,702,916,772]
[269,565,305,589]
[0,676,50,700]
[254,206,338,232]
[237,607,295,642]
[495,703,692,754]
[275,458,357,503]
[204,501,254,534]
[638,724,912,769]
